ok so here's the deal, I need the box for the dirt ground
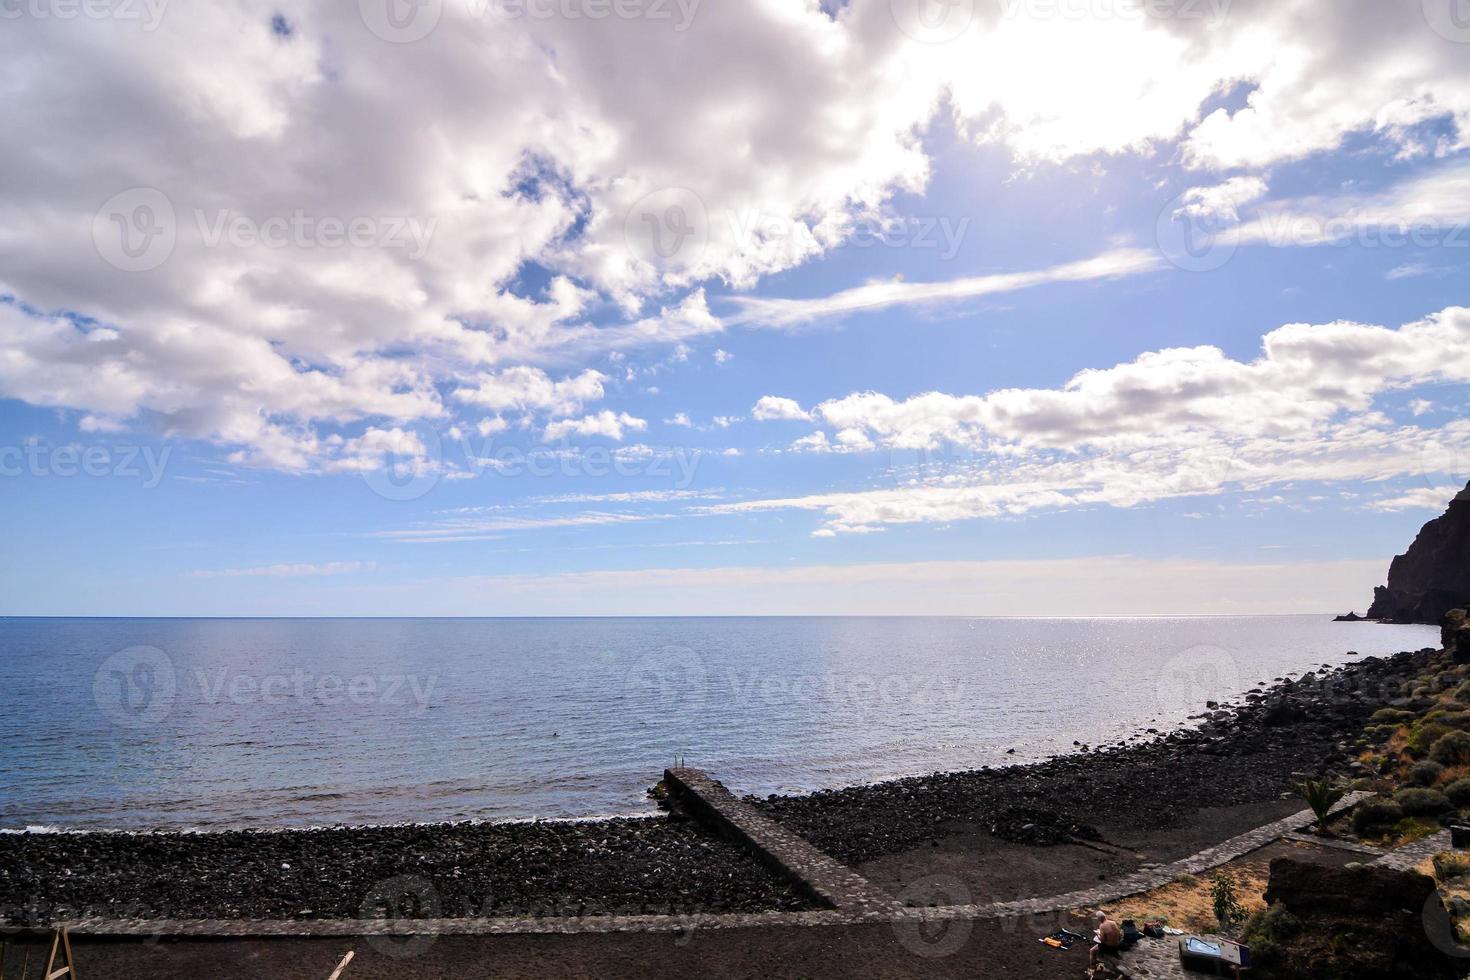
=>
[2,914,1102,980]
[859,797,1309,905]
[1104,839,1360,934]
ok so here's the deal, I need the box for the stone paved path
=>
[663,768,899,917]
[1374,829,1453,871]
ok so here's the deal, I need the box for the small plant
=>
[1370,707,1416,724]
[1240,902,1302,962]
[1408,760,1446,786]
[1431,730,1470,766]
[1211,871,1246,933]
[1445,777,1470,807]
[1395,787,1453,817]
[1295,777,1345,830]
[1408,722,1454,758]
[1351,799,1404,837]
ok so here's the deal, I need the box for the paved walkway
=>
[662,768,898,917]
[1374,828,1453,871]
[920,792,1369,922]
[1114,936,1207,979]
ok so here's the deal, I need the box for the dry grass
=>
[1075,843,1325,935]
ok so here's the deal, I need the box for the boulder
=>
[1443,608,1470,665]
[1250,857,1463,979]
[1365,483,1470,624]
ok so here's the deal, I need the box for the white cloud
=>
[454,367,607,418]
[713,348,733,364]
[752,396,811,421]
[727,306,1470,533]
[4,0,1470,474]
[543,410,647,442]
[726,248,1162,328]
[1367,487,1461,512]
[664,412,693,427]
[1177,176,1270,224]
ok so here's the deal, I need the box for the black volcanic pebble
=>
[0,816,811,925]
[749,649,1437,865]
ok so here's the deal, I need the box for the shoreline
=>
[0,645,1441,925]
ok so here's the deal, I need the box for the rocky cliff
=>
[1365,482,1470,624]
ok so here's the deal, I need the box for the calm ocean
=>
[0,616,1439,831]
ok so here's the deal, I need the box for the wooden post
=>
[42,927,76,980]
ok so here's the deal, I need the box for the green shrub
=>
[1352,799,1404,836]
[1395,787,1453,817]
[1435,712,1470,731]
[1240,902,1302,962]
[1371,707,1416,724]
[1408,760,1446,786]
[1431,730,1470,766]
[1408,722,1454,758]
[1446,777,1470,807]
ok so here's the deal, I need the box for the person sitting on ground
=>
[1090,910,1124,967]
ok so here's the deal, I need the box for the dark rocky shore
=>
[754,648,1443,864]
[0,647,1440,926]
[0,815,811,925]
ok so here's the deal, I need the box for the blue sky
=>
[2,0,1469,615]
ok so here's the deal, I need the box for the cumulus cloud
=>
[731,306,1470,533]
[752,396,811,421]
[454,367,607,418]
[543,410,647,442]
[4,0,1469,473]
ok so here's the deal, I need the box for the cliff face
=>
[1365,482,1470,624]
